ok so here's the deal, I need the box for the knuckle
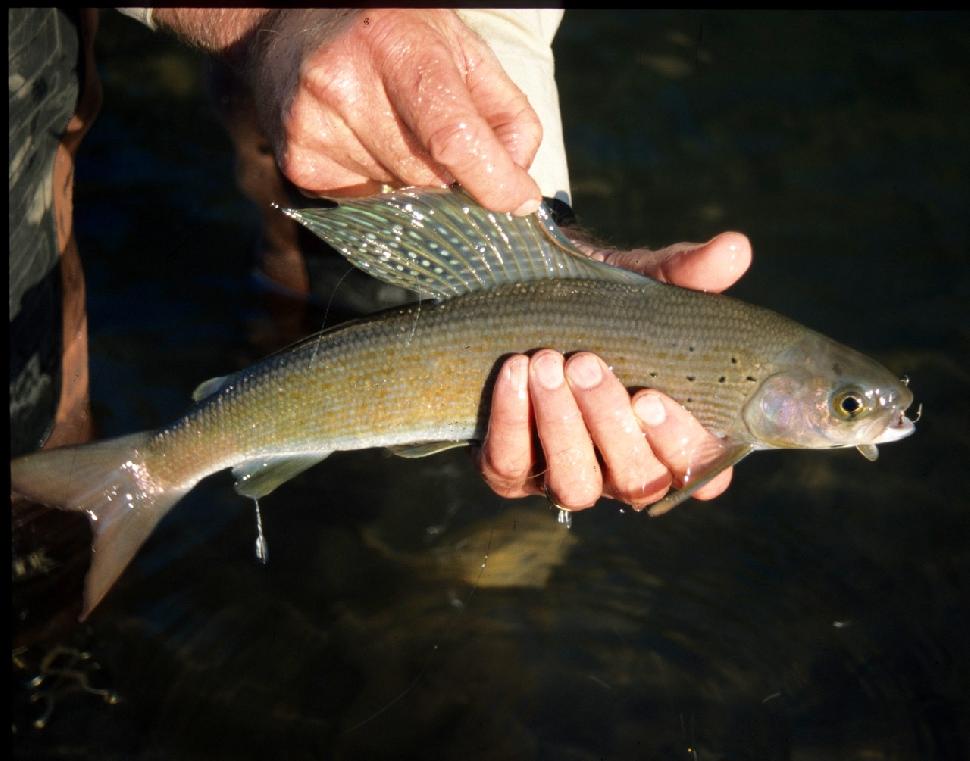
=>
[629,481,673,511]
[507,101,543,149]
[546,463,602,511]
[481,447,530,486]
[278,147,312,188]
[426,119,483,170]
[612,468,672,506]
[483,472,530,499]
[303,55,357,103]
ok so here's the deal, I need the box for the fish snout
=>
[873,402,919,444]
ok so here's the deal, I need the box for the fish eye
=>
[832,388,866,419]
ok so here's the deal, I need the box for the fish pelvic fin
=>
[282,187,646,300]
[647,441,755,518]
[232,454,329,499]
[10,432,190,620]
[387,440,470,459]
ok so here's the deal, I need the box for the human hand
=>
[477,231,752,511]
[245,8,543,216]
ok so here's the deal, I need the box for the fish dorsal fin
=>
[281,187,645,300]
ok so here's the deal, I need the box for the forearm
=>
[151,9,273,55]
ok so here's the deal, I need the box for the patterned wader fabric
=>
[9,8,99,457]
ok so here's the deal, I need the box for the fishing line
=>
[405,297,423,347]
[307,266,354,373]
[319,266,355,333]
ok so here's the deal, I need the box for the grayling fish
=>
[10,188,917,617]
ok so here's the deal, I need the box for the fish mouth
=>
[872,403,920,444]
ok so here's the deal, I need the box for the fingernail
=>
[513,196,541,216]
[506,355,528,400]
[533,352,563,390]
[566,354,603,390]
[634,393,666,426]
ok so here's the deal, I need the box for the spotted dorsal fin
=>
[281,187,645,300]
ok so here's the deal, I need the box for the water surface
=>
[12,11,970,760]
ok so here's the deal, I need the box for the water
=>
[12,11,970,760]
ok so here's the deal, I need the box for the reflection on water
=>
[13,10,970,760]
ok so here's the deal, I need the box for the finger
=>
[478,355,539,498]
[459,32,543,172]
[380,40,542,215]
[312,52,457,188]
[349,106,456,188]
[564,353,671,508]
[529,350,602,510]
[605,232,752,293]
[632,391,733,500]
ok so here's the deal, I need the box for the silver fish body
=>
[10,188,916,616]
[167,278,797,464]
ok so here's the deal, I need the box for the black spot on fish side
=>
[718,376,726,383]
[686,376,695,382]
[745,376,757,382]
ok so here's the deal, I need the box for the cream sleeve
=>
[115,8,156,30]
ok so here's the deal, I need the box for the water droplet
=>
[253,499,268,564]
[557,508,572,529]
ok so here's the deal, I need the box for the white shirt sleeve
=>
[115,8,156,30]
[456,9,571,205]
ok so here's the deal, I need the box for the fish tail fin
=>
[11,432,190,619]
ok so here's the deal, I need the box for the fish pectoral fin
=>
[856,444,879,462]
[387,440,471,459]
[192,374,230,402]
[232,454,329,499]
[647,441,755,518]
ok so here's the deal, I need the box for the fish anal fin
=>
[232,454,329,499]
[387,440,471,459]
[647,441,754,518]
